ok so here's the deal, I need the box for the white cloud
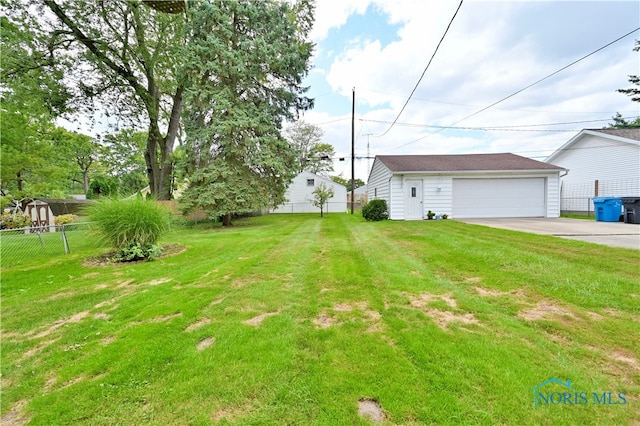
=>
[306,0,639,179]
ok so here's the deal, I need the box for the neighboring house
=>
[545,128,640,214]
[367,153,565,220]
[271,171,347,214]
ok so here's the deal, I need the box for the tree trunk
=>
[222,213,232,227]
[82,170,89,194]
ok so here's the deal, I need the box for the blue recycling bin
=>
[592,197,622,222]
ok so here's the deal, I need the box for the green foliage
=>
[332,176,365,190]
[53,214,77,225]
[86,198,169,258]
[310,183,334,217]
[101,129,149,196]
[112,242,162,262]
[427,210,435,220]
[362,199,388,221]
[1,215,638,425]
[87,175,118,199]
[179,0,314,223]
[285,121,333,174]
[0,212,31,229]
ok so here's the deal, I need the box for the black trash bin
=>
[621,198,640,224]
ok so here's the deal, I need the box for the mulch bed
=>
[83,243,187,267]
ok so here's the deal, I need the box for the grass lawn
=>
[1,214,638,425]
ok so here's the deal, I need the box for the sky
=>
[296,0,640,182]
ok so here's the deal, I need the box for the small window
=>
[374,188,377,197]
[307,179,315,187]
[411,187,417,198]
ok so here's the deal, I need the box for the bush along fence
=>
[0,222,98,267]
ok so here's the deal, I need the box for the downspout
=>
[388,175,393,219]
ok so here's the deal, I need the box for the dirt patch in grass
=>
[210,297,225,306]
[102,336,116,345]
[20,338,59,361]
[243,312,279,326]
[357,398,385,423]
[423,309,480,332]
[185,318,212,332]
[60,375,86,389]
[518,301,578,322]
[313,314,337,329]
[83,243,187,267]
[27,311,90,340]
[404,293,480,332]
[1,399,29,426]
[197,337,215,351]
[474,287,526,297]
[408,292,457,309]
[94,313,110,320]
[609,349,639,370]
[150,312,182,323]
[333,303,353,312]
[43,290,79,301]
[145,277,173,286]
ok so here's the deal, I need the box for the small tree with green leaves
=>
[310,183,334,217]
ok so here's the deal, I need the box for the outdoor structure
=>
[22,198,94,232]
[545,128,640,215]
[271,171,347,214]
[367,153,565,220]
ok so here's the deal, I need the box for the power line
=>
[363,116,635,132]
[377,0,464,137]
[392,26,640,149]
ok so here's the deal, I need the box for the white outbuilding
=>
[271,171,347,214]
[545,128,640,214]
[367,153,566,220]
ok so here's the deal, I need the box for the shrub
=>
[362,199,388,221]
[86,198,169,261]
[113,242,163,262]
[0,213,31,229]
[54,214,77,225]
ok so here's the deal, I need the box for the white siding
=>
[549,134,640,195]
[367,158,393,206]
[379,171,561,220]
[271,171,347,213]
[423,176,453,217]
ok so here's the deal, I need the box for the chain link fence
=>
[0,222,100,268]
[561,179,640,215]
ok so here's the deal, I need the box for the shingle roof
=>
[587,128,640,141]
[376,153,565,172]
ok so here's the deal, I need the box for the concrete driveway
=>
[457,218,640,250]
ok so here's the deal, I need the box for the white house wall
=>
[367,159,393,207]
[382,172,560,220]
[272,171,347,214]
[549,134,640,195]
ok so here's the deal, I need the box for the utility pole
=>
[351,87,355,215]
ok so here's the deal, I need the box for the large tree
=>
[611,40,640,128]
[7,0,187,199]
[179,0,315,226]
[617,40,640,103]
[51,128,103,194]
[285,120,335,174]
[0,13,71,197]
[101,129,148,196]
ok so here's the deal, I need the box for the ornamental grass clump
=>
[87,198,169,262]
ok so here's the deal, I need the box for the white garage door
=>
[452,178,546,218]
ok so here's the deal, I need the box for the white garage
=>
[452,177,546,218]
[367,154,565,220]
